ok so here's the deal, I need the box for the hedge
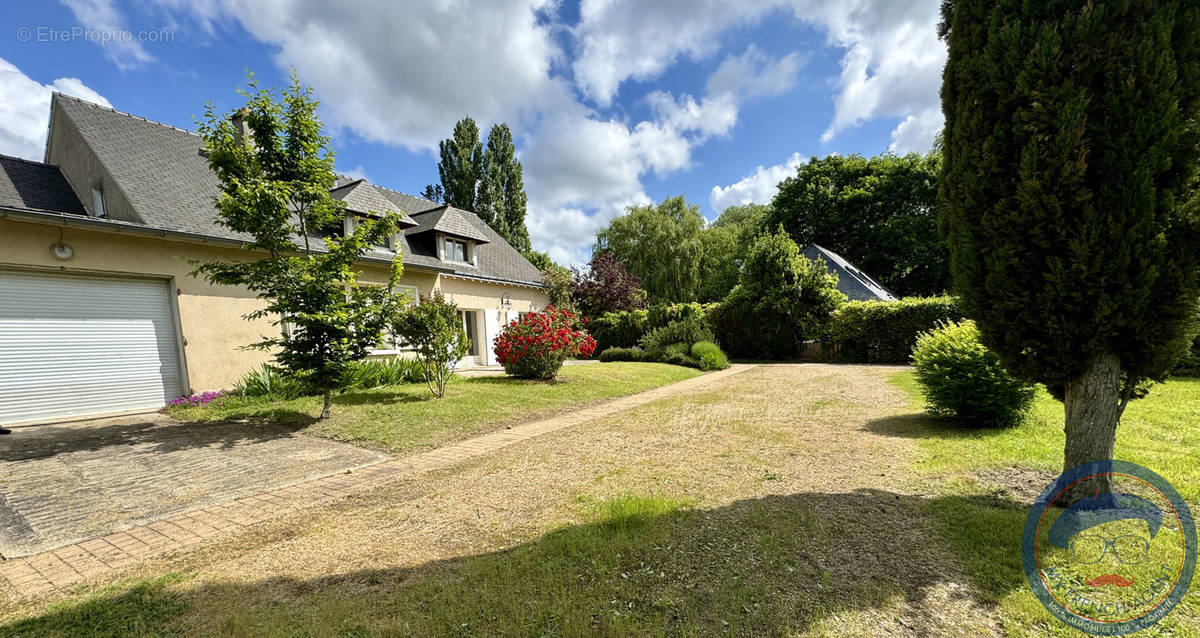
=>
[592,303,717,353]
[825,296,965,363]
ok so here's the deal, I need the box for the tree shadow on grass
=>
[863,412,1018,441]
[0,489,1035,637]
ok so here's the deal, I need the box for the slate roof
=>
[0,154,86,215]
[329,179,417,227]
[803,244,897,302]
[408,205,491,243]
[45,94,544,287]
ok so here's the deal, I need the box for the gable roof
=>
[329,179,416,227]
[408,205,491,243]
[803,244,897,302]
[0,154,86,215]
[44,94,544,287]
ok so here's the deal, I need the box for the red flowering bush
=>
[494,305,598,380]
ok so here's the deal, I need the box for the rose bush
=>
[494,305,597,380]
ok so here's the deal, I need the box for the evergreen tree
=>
[939,0,1200,498]
[477,123,532,252]
[436,117,483,211]
[420,183,444,204]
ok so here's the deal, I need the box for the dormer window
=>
[90,186,107,218]
[342,214,400,251]
[442,236,473,264]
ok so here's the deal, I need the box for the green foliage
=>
[232,363,307,399]
[825,296,965,364]
[767,153,948,297]
[420,183,444,204]
[691,341,731,371]
[345,358,428,388]
[639,316,714,361]
[539,261,576,311]
[1175,330,1200,375]
[699,203,770,303]
[391,292,471,397]
[646,302,712,330]
[939,0,1200,402]
[523,250,554,272]
[590,309,649,351]
[192,72,406,419]
[436,117,484,211]
[711,228,846,359]
[476,123,531,252]
[598,347,645,362]
[911,321,1038,428]
[596,196,705,303]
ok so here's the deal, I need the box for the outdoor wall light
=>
[501,293,512,309]
[50,242,74,261]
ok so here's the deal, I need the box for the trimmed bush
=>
[494,305,598,380]
[598,347,645,362]
[691,341,731,371]
[660,352,700,368]
[640,316,714,360]
[590,309,649,351]
[826,296,964,363]
[911,320,1037,427]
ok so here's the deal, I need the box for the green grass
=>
[890,371,1200,637]
[166,362,700,454]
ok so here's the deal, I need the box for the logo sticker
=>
[1022,460,1196,634]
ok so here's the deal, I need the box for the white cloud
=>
[0,58,111,160]
[709,152,803,213]
[59,0,155,70]
[888,105,941,153]
[706,44,805,100]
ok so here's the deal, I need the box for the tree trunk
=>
[320,390,332,420]
[1061,352,1123,503]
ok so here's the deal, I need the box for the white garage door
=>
[0,270,185,425]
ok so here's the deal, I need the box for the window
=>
[459,310,479,356]
[442,237,471,264]
[343,215,401,251]
[90,187,106,218]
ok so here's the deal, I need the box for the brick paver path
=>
[0,365,753,595]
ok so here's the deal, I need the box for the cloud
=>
[59,0,155,70]
[706,44,805,100]
[888,105,941,153]
[0,57,111,160]
[709,152,803,213]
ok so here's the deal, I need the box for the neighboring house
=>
[0,93,547,426]
[802,244,897,302]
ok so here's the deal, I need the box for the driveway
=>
[0,413,386,558]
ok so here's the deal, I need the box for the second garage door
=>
[0,270,185,425]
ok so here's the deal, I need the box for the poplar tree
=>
[939,0,1200,499]
[436,117,483,211]
[477,123,532,252]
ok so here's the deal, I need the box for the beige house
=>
[0,94,548,426]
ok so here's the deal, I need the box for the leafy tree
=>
[541,262,575,311]
[712,228,845,359]
[476,123,532,252]
[767,153,949,297]
[712,203,768,238]
[523,249,554,272]
[939,0,1200,498]
[595,196,704,303]
[697,203,769,302]
[420,183,444,204]
[571,252,648,320]
[392,292,470,398]
[435,117,483,211]
[193,73,405,419]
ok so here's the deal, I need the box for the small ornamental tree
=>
[193,72,405,420]
[940,1,1200,498]
[493,306,597,380]
[572,252,648,320]
[391,292,470,398]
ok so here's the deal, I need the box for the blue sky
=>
[0,0,945,264]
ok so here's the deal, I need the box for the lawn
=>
[3,365,1199,637]
[165,362,700,455]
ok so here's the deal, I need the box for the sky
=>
[0,0,946,265]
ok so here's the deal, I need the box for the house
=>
[0,93,548,426]
[802,244,896,302]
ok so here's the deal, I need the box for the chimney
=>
[231,107,253,148]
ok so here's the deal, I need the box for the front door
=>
[459,310,479,364]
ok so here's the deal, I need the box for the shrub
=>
[392,292,471,397]
[233,364,308,399]
[647,302,712,330]
[911,320,1037,427]
[640,316,714,360]
[1174,330,1200,376]
[598,347,644,362]
[494,305,598,380]
[826,296,965,364]
[660,352,700,368]
[590,309,649,351]
[691,341,731,371]
[346,357,427,388]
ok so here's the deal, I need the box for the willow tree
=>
[939,1,1200,498]
[595,196,704,303]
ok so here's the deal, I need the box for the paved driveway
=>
[0,413,386,558]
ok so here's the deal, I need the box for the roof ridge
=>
[0,153,62,168]
[329,178,367,192]
[53,92,199,138]
[365,180,440,208]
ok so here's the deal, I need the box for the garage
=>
[0,269,186,425]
